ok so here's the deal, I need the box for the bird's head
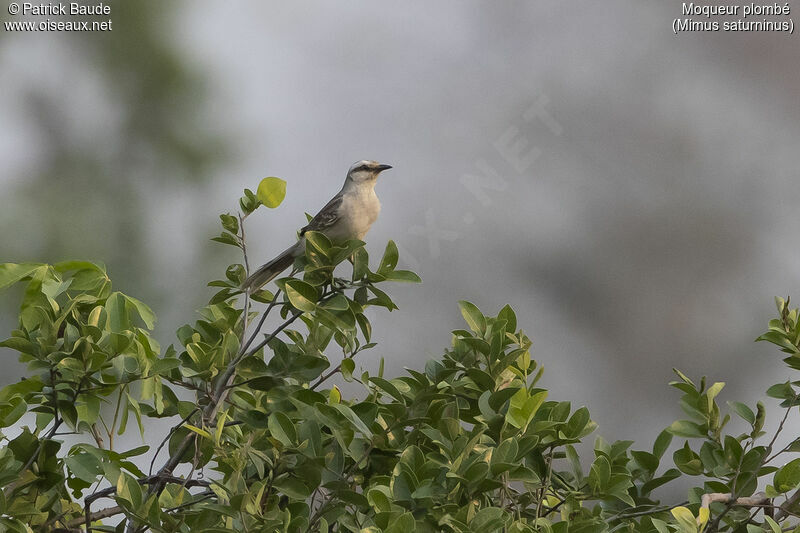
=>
[346,160,392,183]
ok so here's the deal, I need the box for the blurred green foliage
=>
[2,1,229,317]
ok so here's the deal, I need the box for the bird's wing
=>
[300,193,343,235]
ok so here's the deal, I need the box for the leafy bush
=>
[1,183,799,533]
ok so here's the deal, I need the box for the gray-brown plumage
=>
[241,160,392,292]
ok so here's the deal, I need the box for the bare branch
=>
[148,407,200,476]
[701,492,769,509]
[241,288,283,354]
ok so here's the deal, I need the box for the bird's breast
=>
[335,189,381,241]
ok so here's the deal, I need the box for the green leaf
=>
[352,247,369,281]
[650,519,670,533]
[272,476,311,500]
[728,401,755,425]
[378,240,399,274]
[384,270,422,283]
[0,397,27,427]
[367,487,392,512]
[330,403,373,437]
[240,410,269,428]
[328,385,341,404]
[565,406,591,438]
[106,292,131,333]
[755,401,766,433]
[458,300,486,334]
[672,368,696,387]
[240,188,260,214]
[118,445,150,459]
[356,314,372,342]
[341,358,355,380]
[498,304,517,333]
[268,412,297,446]
[670,506,698,533]
[321,293,349,311]
[366,285,398,311]
[65,450,103,483]
[641,468,681,495]
[385,512,415,533]
[284,279,318,312]
[183,424,212,439]
[757,331,799,353]
[673,442,703,475]
[76,395,101,426]
[369,377,405,403]
[305,231,332,258]
[764,516,781,533]
[151,358,181,376]
[257,177,287,208]
[225,264,245,285]
[211,232,241,247]
[491,439,519,476]
[506,388,547,429]
[774,458,800,492]
[0,263,44,291]
[766,382,794,400]
[589,455,611,492]
[631,450,659,474]
[41,277,72,300]
[667,420,707,438]
[125,294,156,329]
[471,507,505,530]
[219,213,239,234]
[0,337,36,355]
[54,260,106,275]
[705,381,725,411]
[653,429,673,459]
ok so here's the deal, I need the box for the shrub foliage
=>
[1,183,799,533]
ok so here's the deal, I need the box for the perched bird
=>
[242,160,392,292]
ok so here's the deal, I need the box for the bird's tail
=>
[241,242,302,292]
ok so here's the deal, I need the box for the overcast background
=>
[1,1,799,456]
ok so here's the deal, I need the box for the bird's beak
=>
[375,164,393,172]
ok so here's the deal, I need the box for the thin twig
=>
[64,505,123,529]
[24,376,85,498]
[164,491,214,514]
[85,475,210,507]
[708,416,772,532]
[239,212,252,349]
[240,288,283,354]
[608,502,689,521]
[148,407,200,476]
[73,476,210,529]
[307,417,410,530]
[775,489,800,521]
[535,451,554,520]
[766,401,795,457]
[108,384,127,451]
[311,363,342,391]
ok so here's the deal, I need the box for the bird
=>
[242,160,393,292]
